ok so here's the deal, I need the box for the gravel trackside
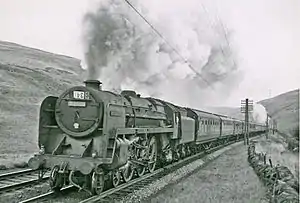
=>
[146,140,269,203]
[117,139,268,203]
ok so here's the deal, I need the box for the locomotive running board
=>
[116,127,173,135]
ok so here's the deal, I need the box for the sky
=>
[0,0,299,107]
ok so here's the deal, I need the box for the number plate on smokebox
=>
[68,101,86,107]
[73,91,85,99]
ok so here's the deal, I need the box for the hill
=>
[209,89,299,137]
[259,89,299,136]
[0,40,87,167]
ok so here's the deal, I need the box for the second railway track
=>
[0,168,50,193]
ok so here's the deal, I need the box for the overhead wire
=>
[200,2,237,77]
[123,0,214,89]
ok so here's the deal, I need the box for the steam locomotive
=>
[28,80,267,195]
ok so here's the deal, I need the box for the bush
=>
[292,126,299,141]
[287,126,299,152]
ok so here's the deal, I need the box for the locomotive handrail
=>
[43,125,58,128]
[109,103,167,115]
[61,98,93,102]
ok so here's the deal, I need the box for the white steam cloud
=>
[82,0,243,108]
[252,103,268,124]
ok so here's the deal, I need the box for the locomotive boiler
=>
[28,80,267,195]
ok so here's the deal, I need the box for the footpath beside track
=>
[150,137,270,203]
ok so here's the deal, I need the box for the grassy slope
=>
[208,89,299,135]
[259,89,299,136]
[0,40,87,167]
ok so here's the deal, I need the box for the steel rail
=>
[0,169,50,193]
[80,141,234,203]
[19,186,75,203]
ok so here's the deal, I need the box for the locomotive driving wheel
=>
[91,169,105,195]
[122,162,134,182]
[136,165,146,177]
[49,165,63,192]
[147,136,157,173]
[111,170,121,188]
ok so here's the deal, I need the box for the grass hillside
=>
[0,40,87,167]
[209,90,299,134]
[259,89,299,136]
[210,90,299,152]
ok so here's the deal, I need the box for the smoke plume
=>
[82,0,243,108]
[252,103,268,124]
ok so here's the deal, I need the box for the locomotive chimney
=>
[84,80,102,90]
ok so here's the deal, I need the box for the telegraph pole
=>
[266,114,269,139]
[241,98,253,145]
[273,120,277,134]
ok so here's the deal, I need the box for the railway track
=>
[77,141,238,203]
[19,137,259,203]
[19,141,232,203]
[0,168,50,193]
[79,142,233,203]
[19,186,75,203]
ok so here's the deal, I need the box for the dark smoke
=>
[82,0,243,108]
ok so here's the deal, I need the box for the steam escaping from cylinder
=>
[80,60,88,70]
[252,103,268,124]
[81,0,243,108]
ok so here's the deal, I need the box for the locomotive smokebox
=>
[84,80,102,90]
